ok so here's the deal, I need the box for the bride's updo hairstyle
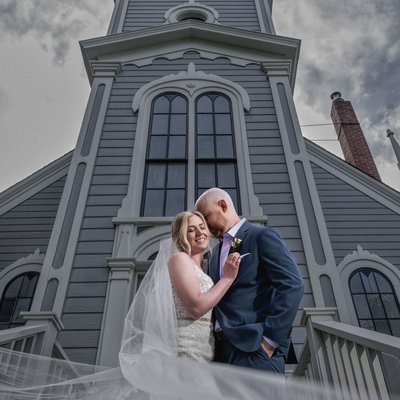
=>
[171,211,209,254]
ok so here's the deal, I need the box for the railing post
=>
[301,307,337,385]
[20,311,64,356]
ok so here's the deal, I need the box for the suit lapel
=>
[234,220,251,248]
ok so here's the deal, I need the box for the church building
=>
[1,1,400,396]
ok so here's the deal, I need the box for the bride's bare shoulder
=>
[168,251,190,267]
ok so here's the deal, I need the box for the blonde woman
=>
[168,211,241,361]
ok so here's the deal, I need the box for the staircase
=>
[293,308,400,399]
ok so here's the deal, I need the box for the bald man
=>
[195,188,303,373]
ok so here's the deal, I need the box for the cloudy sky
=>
[0,0,399,193]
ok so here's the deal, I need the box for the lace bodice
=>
[172,262,215,362]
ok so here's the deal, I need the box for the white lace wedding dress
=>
[172,262,215,362]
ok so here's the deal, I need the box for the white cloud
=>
[0,0,111,65]
[273,0,400,190]
[0,0,113,192]
[0,1,399,192]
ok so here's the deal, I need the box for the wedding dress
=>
[173,262,215,362]
[0,238,356,400]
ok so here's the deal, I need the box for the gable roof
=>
[0,151,72,217]
[306,138,400,214]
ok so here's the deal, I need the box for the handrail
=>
[293,308,400,399]
[0,324,48,354]
[312,319,400,357]
[0,325,48,345]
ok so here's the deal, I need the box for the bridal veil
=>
[0,239,356,400]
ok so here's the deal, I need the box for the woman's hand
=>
[223,252,241,280]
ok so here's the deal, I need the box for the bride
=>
[168,211,240,362]
[0,211,354,400]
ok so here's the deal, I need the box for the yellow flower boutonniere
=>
[229,237,242,254]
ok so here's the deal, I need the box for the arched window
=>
[140,90,241,217]
[141,92,188,216]
[125,63,262,220]
[0,272,39,330]
[350,268,400,337]
[195,92,240,211]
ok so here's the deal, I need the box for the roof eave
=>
[80,21,300,87]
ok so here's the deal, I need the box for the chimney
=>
[330,91,381,181]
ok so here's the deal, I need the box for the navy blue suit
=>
[210,221,304,372]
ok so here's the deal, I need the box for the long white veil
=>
[0,238,357,400]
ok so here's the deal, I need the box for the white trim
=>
[25,72,118,356]
[119,47,261,69]
[164,2,220,25]
[31,74,116,315]
[106,0,121,35]
[117,63,261,221]
[254,0,267,33]
[0,249,44,300]
[97,225,171,367]
[267,71,351,323]
[80,20,300,84]
[306,139,400,215]
[21,311,64,331]
[338,245,400,326]
[261,0,276,34]
[0,152,71,217]
[132,63,250,112]
[106,0,129,35]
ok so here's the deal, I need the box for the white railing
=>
[293,308,400,400]
[0,324,48,354]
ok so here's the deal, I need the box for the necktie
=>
[219,234,232,277]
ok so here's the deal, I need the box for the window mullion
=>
[9,276,24,328]
[187,98,195,208]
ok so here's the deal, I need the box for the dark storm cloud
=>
[273,0,400,164]
[0,0,109,65]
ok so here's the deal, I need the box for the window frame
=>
[141,90,241,216]
[0,271,40,330]
[349,268,400,337]
[338,245,400,332]
[123,62,261,218]
[0,250,43,330]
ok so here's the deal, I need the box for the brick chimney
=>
[330,91,381,181]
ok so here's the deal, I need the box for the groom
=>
[195,188,304,373]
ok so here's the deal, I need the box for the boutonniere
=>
[229,237,242,253]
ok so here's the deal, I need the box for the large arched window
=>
[0,272,39,330]
[140,90,241,217]
[350,268,400,337]
[124,63,263,220]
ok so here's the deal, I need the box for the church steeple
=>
[107,0,276,35]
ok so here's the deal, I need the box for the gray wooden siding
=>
[311,162,400,269]
[59,52,309,362]
[0,176,66,271]
[59,110,134,363]
[123,0,260,32]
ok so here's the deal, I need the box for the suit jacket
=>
[209,221,304,358]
